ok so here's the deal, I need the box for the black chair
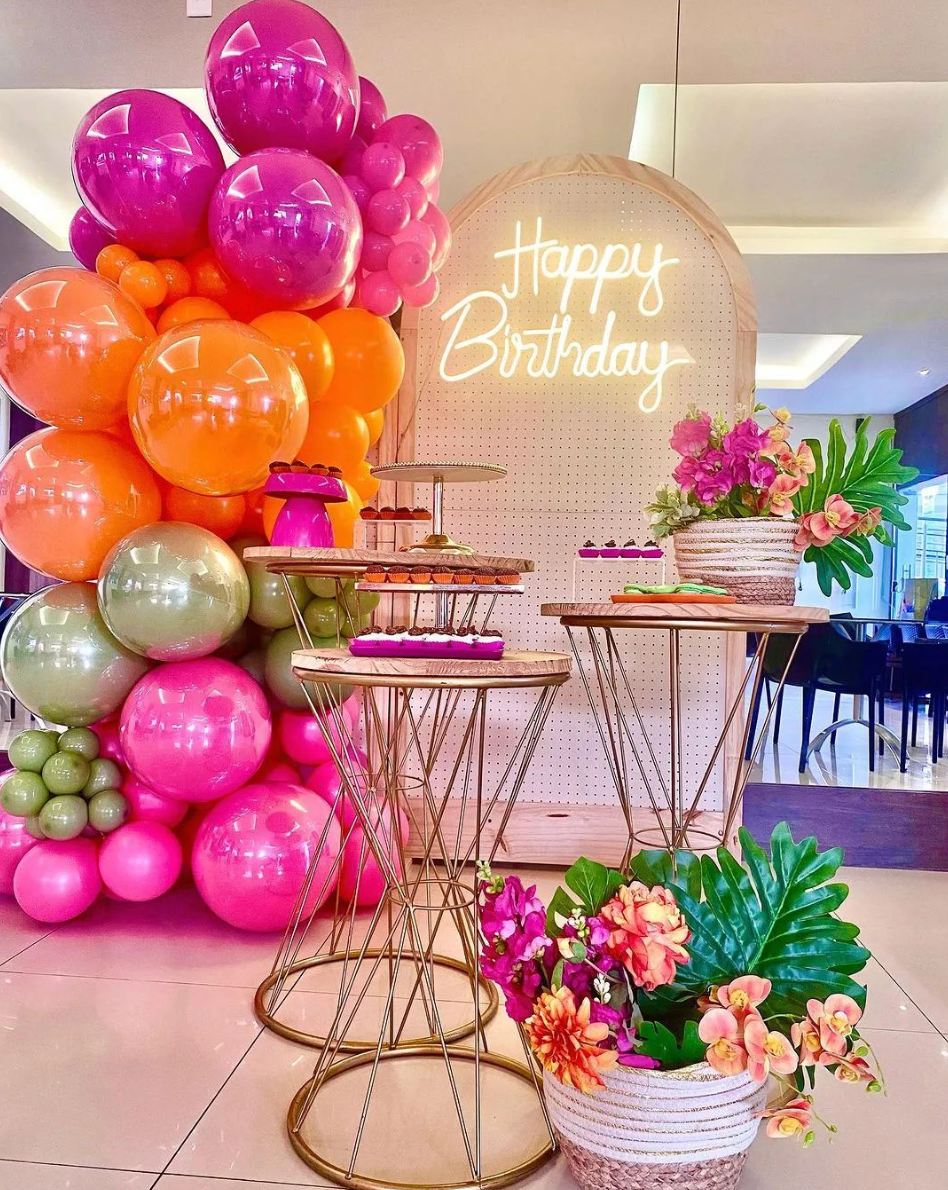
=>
[924,596,948,623]
[899,640,948,769]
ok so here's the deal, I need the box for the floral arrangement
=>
[477,823,884,1144]
[645,406,917,594]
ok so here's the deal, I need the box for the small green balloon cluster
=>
[1,727,128,841]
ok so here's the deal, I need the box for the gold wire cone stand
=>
[281,651,569,1190]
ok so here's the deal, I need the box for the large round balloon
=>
[13,838,101,922]
[123,776,189,828]
[204,0,359,162]
[192,782,341,930]
[1,584,150,728]
[98,821,182,902]
[0,784,40,895]
[0,268,155,430]
[68,208,117,270]
[209,149,362,312]
[317,308,405,414]
[120,658,271,802]
[72,89,224,257]
[0,428,161,581]
[128,319,308,496]
[98,523,250,661]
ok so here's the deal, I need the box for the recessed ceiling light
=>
[919,368,931,376]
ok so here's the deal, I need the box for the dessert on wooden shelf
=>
[352,563,522,589]
[360,504,432,522]
[601,538,622,558]
[349,624,505,659]
[576,537,664,559]
[612,581,734,604]
[642,538,664,559]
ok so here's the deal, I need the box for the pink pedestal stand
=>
[264,473,348,548]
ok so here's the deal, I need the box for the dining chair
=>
[899,640,948,769]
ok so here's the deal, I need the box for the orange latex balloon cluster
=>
[163,486,247,540]
[0,267,155,431]
[128,319,309,496]
[0,428,161,581]
[251,311,334,400]
[316,308,405,415]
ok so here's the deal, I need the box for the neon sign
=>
[438,217,690,412]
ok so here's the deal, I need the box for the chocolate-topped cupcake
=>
[474,566,496,586]
[395,506,413,520]
[360,507,380,520]
[328,465,343,477]
[269,460,291,473]
[311,462,328,476]
[412,507,431,521]
[410,565,432,584]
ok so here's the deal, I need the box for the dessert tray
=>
[349,625,505,660]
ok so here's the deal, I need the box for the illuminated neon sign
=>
[438,217,690,412]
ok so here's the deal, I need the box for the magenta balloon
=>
[72,90,224,258]
[258,760,300,784]
[344,174,371,214]
[340,135,368,177]
[372,115,443,187]
[388,241,431,287]
[361,143,405,193]
[393,218,437,259]
[278,706,350,766]
[123,776,188,829]
[421,204,452,271]
[98,821,182,902]
[361,231,394,273]
[338,803,408,906]
[396,177,429,221]
[356,271,401,318]
[355,77,388,142]
[400,273,440,310]
[68,208,117,270]
[93,716,125,764]
[304,276,355,320]
[204,0,358,162]
[0,778,40,895]
[366,189,410,237]
[13,838,101,922]
[209,149,362,311]
[192,782,341,930]
[120,659,272,802]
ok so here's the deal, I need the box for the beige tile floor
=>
[0,863,944,1189]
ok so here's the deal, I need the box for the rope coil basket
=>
[672,518,800,605]
[544,1062,766,1190]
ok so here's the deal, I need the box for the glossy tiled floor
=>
[0,865,944,1189]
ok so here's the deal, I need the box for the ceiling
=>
[1,0,947,416]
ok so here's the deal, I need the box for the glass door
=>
[892,475,948,617]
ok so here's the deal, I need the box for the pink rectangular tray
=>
[349,639,505,661]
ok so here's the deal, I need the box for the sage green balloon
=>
[24,815,45,839]
[1,771,49,817]
[82,758,123,799]
[236,649,266,687]
[39,794,88,840]
[97,522,249,662]
[0,583,151,727]
[87,789,129,834]
[7,729,59,773]
[57,726,100,761]
[305,576,337,599]
[42,750,90,795]
[246,565,308,629]
[264,628,311,709]
[303,596,340,639]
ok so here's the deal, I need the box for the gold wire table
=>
[283,646,570,1190]
[540,600,829,856]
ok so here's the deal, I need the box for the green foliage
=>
[792,417,918,595]
[636,1019,706,1067]
[545,857,624,935]
[644,484,703,540]
[628,823,870,1020]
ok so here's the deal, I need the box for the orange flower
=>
[761,1096,813,1140]
[600,881,691,991]
[744,1017,799,1082]
[526,987,618,1093]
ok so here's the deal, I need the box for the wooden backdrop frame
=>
[379,154,758,865]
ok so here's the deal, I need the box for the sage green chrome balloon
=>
[236,649,266,687]
[24,815,45,839]
[57,726,100,760]
[246,564,308,629]
[42,750,90,795]
[1,771,49,817]
[39,794,88,840]
[82,758,123,799]
[97,522,249,662]
[303,596,340,639]
[264,627,311,709]
[87,789,128,833]
[0,583,151,727]
[304,576,337,599]
[7,729,59,773]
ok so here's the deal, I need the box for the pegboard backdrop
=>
[383,155,756,858]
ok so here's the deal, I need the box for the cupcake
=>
[410,565,432,584]
[453,567,474,585]
[601,539,622,559]
[395,506,413,520]
[578,540,599,558]
[621,540,641,559]
[360,507,380,520]
[364,564,387,583]
[388,564,410,583]
[289,459,309,473]
[379,506,397,521]
[311,462,328,476]
[642,540,664,559]
[474,566,496,585]
[433,566,453,584]
[269,460,291,474]
[328,465,343,478]
[412,507,431,521]
[497,569,520,586]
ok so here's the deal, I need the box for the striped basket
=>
[672,518,800,605]
[544,1062,766,1190]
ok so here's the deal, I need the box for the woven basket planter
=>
[544,1062,766,1190]
[672,518,800,605]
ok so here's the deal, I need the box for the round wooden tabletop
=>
[292,647,571,689]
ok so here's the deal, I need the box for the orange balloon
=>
[119,260,168,309]
[0,427,161,581]
[263,480,361,548]
[128,319,309,496]
[96,244,138,283]
[185,247,268,322]
[364,408,385,447]
[239,485,267,536]
[251,311,335,401]
[156,296,230,333]
[317,308,405,414]
[164,486,247,540]
[348,459,380,504]
[0,267,155,430]
[299,401,369,473]
[154,259,192,303]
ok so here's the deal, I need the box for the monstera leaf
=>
[792,417,918,595]
[629,823,870,1020]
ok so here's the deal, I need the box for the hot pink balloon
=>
[68,207,117,271]
[13,838,101,923]
[366,189,410,237]
[422,204,452,271]
[259,760,300,784]
[344,174,372,214]
[120,659,272,802]
[389,241,432,288]
[373,115,443,187]
[72,89,224,258]
[93,716,125,764]
[357,272,401,318]
[338,802,409,907]
[204,0,358,162]
[340,135,368,177]
[396,177,429,220]
[361,231,395,273]
[427,177,440,204]
[278,706,355,767]
[355,77,388,142]
[209,149,363,311]
[393,218,437,258]
[123,776,188,829]
[0,785,39,895]
[400,273,440,309]
[304,762,367,820]
[361,143,405,193]
[305,276,355,320]
[98,821,182,902]
[192,782,341,930]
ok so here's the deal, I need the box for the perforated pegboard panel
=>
[407,162,750,812]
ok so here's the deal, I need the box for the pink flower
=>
[776,442,816,479]
[600,881,691,992]
[743,1016,799,1082]
[807,994,862,1058]
[692,450,736,505]
[761,1097,813,1140]
[794,495,859,549]
[724,418,769,459]
[699,1008,748,1076]
[714,976,771,1022]
[761,424,790,456]
[851,506,882,536]
[747,455,777,488]
[670,411,712,457]
[791,1016,825,1067]
[833,1053,876,1085]
[767,473,804,516]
